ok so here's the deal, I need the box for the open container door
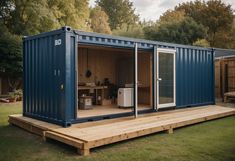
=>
[136,45,155,113]
[157,48,176,109]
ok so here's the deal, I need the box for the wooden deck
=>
[8,105,235,155]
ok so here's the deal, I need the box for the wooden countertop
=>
[78,86,108,90]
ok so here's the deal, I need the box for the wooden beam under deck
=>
[8,105,235,156]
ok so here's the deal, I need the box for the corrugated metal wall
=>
[23,27,77,126]
[175,47,214,107]
[23,29,67,125]
[154,45,214,108]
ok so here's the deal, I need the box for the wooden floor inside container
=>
[8,105,235,156]
[77,104,151,118]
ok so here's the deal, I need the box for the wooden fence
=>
[215,57,235,99]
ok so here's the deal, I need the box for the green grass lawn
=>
[0,103,235,161]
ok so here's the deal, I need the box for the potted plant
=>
[15,89,23,101]
[8,89,22,102]
[8,92,18,102]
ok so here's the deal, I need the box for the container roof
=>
[214,48,235,59]
[24,26,215,51]
[75,29,213,51]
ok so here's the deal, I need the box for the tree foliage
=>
[144,12,207,45]
[193,39,210,47]
[176,0,235,48]
[0,24,22,90]
[1,0,91,35]
[159,10,186,24]
[143,0,235,48]
[0,24,22,77]
[48,0,91,32]
[112,23,145,39]
[5,0,58,35]
[0,0,13,25]
[96,0,139,30]
[175,0,206,23]
[90,6,111,34]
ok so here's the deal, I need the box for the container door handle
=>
[60,84,64,90]
[157,78,162,81]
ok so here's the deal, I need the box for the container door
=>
[53,37,65,120]
[157,48,176,109]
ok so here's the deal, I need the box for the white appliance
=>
[118,88,133,108]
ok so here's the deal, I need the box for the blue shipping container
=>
[23,27,215,127]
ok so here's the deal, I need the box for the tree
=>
[48,0,91,31]
[1,0,91,36]
[176,0,235,48]
[211,30,235,49]
[96,0,139,30]
[159,10,186,24]
[175,0,206,23]
[0,0,13,25]
[90,6,111,34]
[0,24,22,91]
[202,0,234,47]
[7,0,59,35]
[193,39,210,47]
[112,23,145,39]
[144,16,207,45]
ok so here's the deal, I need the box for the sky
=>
[89,0,235,21]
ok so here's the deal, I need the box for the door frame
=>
[156,48,176,109]
[134,43,138,117]
[75,43,139,121]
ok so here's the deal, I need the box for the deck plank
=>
[76,108,234,141]
[8,105,235,155]
[50,106,231,139]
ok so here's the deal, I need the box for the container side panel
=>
[176,47,214,108]
[23,30,66,125]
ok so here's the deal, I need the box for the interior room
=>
[77,45,153,118]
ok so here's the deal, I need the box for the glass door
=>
[157,48,176,109]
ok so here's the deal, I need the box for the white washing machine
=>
[117,88,134,108]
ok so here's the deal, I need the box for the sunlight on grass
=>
[0,102,22,126]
